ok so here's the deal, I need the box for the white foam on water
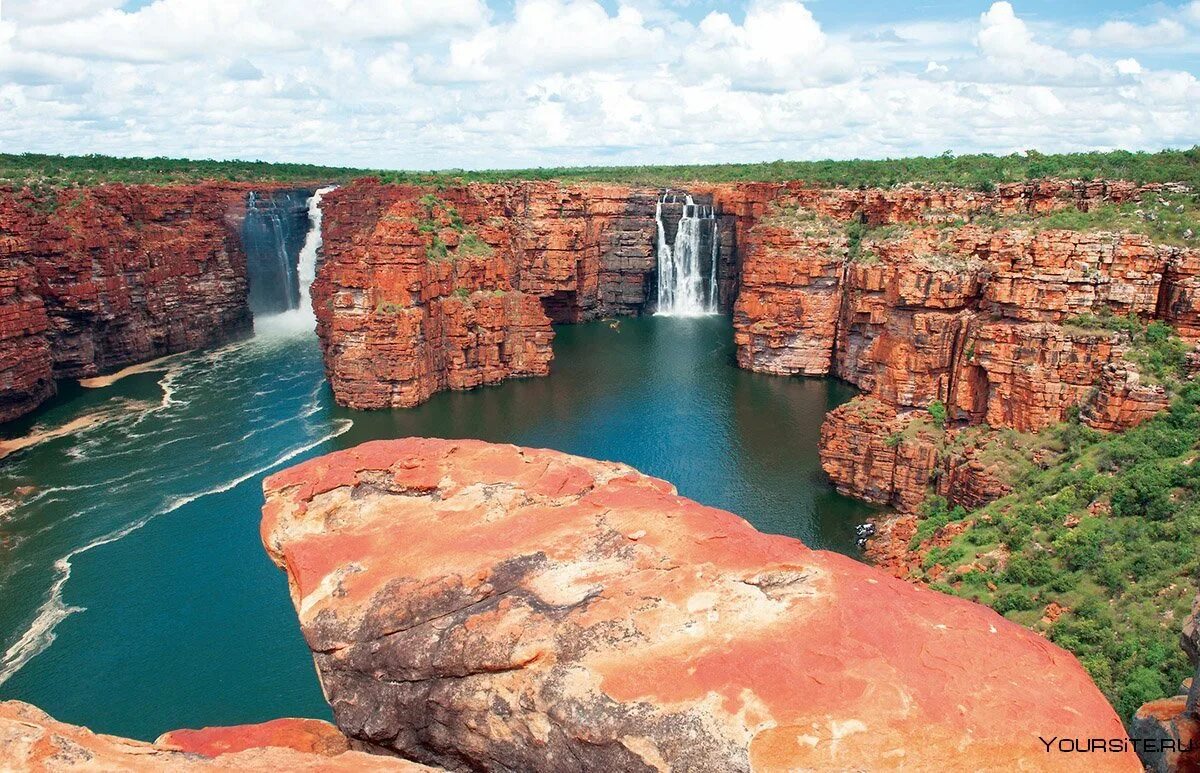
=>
[0,418,353,686]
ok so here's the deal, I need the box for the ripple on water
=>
[0,329,344,690]
[0,317,875,739]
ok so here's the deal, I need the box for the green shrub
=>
[928,400,947,429]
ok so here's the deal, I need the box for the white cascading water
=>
[255,184,337,336]
[655,191,720,316]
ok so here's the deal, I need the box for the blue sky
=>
[0,1,1197,169]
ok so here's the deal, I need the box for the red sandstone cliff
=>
[313,180,666,409]
[722,192,1198,512]
[0,183,304,423]
[313,177,1193,513]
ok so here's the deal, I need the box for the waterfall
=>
[655,191,720,316]
[243,189,311,315]
[296,185,336,316]
[254,185,336,336]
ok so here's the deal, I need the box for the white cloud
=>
[1068,19,1187,49]
[975,1,1113,83]
[13,0,489,63]
[1187,1,1200,26]
[425,0,663,83]
[1115,58,1143,76]
[0,0,123,25]
[0,0,1196,169]
[683,0,855,90]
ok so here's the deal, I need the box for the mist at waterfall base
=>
[0,196,874,742]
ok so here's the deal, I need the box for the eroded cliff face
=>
[260,437,1137,772]
[313,177,1194,443]
[313,180,715,409]
[0,700,431,771]
[723,186,1198,512]
[0,183,309,423]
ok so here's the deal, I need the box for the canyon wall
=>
[314,180,742,409]
[0,183,311,423]
[314,177,1194,439]
[713,182,1196,512]
[260,437,1136,771]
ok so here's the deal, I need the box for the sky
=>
[0,0,1197,170]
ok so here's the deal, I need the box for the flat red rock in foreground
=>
[0,701,428,770]
[262,438,1139,772]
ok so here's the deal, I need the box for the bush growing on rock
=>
[900,381,1200,722]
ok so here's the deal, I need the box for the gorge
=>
[1,157,1198,770]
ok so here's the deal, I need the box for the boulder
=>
[261,438,1137,771]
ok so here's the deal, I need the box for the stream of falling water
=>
[655,191,720,316]
[253,185,336,336]
[0,186,341,688]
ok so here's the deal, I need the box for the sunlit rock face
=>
[0,700,432,771]
[312,180,674,410]
[261,437,1137,772]
[0,182,297,422]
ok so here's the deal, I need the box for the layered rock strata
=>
[261,437,1137,772]
[314,177,1194,438]
[0,183,278,422]
[771,221,1199,511]
[0,701,430,771]
[313,180,722,409]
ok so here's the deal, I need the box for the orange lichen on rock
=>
[261,437,1138,772]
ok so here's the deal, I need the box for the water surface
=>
[0,315,872,740]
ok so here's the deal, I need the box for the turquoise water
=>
[0,315,872,741]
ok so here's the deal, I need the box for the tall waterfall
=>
[655,192,720,316]
[296,185,337,316]
[243,189,311,315]
[254,185,336,336]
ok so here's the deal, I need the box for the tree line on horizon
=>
[2,147,1199,190]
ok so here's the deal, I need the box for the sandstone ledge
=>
[0,700,430,771]
[262,437,1137,772]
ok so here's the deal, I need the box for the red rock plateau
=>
[260,437,1138,772]
[0,700,430,771]
[722,183,1196,513]
[0,183,300,423]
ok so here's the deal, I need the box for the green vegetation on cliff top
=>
[909,321,1198,723]
[3,147,1199,189]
